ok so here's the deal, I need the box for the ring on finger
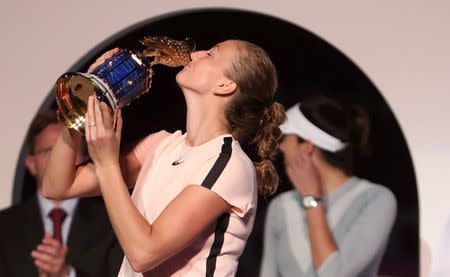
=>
[88,123,96,127]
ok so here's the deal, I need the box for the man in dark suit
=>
[0,109,123,277]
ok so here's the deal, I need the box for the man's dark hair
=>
[25,110,59,154]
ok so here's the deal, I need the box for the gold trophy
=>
[54,37,195,134]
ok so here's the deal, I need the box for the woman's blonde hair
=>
[224,40,286,196]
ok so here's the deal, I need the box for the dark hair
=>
[299,96,371,175]
[224,40,286,196]
[25,109,59,154]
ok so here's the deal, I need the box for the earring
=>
[211,86,217,92]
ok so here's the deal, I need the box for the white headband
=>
[280,103,347,152]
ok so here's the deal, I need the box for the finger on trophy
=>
[100,101,114,130]
[88,48,121,73]
[114,110,123,137]
[86,96,96,129]
[93,97,105,130]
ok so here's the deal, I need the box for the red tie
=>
[49,208,67,243]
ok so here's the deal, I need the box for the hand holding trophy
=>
[54,36,195,134]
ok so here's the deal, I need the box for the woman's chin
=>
[175,71,184,84]
[175,75,189,92]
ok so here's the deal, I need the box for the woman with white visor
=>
[260,96,397,277]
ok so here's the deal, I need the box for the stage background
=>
[1,1,449,276]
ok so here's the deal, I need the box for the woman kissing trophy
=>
[54,36,195,134]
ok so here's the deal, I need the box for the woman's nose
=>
[190,51,198,61]
[190,50,206,61]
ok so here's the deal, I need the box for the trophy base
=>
[55,72,116,135]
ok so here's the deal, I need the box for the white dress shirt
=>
[37,192,79,277]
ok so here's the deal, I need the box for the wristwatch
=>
[301,195,322,209]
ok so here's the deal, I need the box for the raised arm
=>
[286,151,338,269]
[287,152,397,276]
[41,126,88,199]
[41,116,141,200]
[42,48,140,200]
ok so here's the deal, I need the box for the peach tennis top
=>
[118,130,257,277]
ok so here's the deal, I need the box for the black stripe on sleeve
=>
[200,137,233,190]
[206,212,231,277]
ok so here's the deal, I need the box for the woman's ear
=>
[213,79,237,96]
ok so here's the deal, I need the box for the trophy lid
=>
[140,36,196,67]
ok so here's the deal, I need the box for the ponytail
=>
[252,102,286,195]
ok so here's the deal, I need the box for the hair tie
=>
[261,102,273,121]
[256,156,271,163]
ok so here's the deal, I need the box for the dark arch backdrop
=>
[13,8,418,276]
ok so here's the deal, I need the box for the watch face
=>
[302,195,318,208]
